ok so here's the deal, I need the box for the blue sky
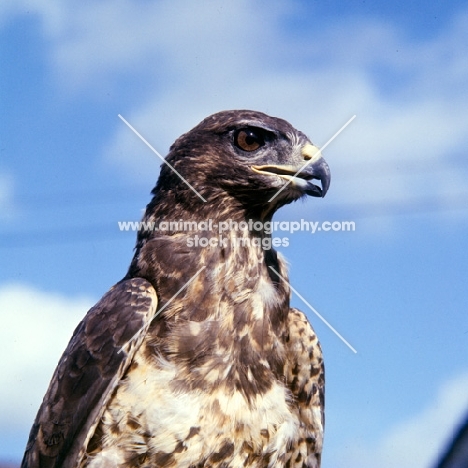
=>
[1,1,468,466]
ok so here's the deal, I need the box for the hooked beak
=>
[251,143,331,198]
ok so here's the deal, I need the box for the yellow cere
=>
[301,143,322,162]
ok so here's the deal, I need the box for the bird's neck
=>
[128,192,281,283]
[128,203,286,303]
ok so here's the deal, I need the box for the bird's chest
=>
[91,353,299,467]
[86,284,298,467]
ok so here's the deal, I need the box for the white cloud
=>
[1,0,288,92]
[327,371,468,468]
[0,283,93,431]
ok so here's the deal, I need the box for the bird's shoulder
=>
[21,277,158,468]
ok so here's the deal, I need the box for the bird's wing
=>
[21,277,158,468]
[284,308,325,463]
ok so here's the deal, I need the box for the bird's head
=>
[153,110,330,219]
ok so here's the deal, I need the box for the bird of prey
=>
[22,110,330,468]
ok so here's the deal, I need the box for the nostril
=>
[301,143,322,162]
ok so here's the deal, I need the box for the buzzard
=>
[22,110,330,468]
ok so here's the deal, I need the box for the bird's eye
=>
[234,128,265,152]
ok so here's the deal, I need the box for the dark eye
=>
[234,128,265,152]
